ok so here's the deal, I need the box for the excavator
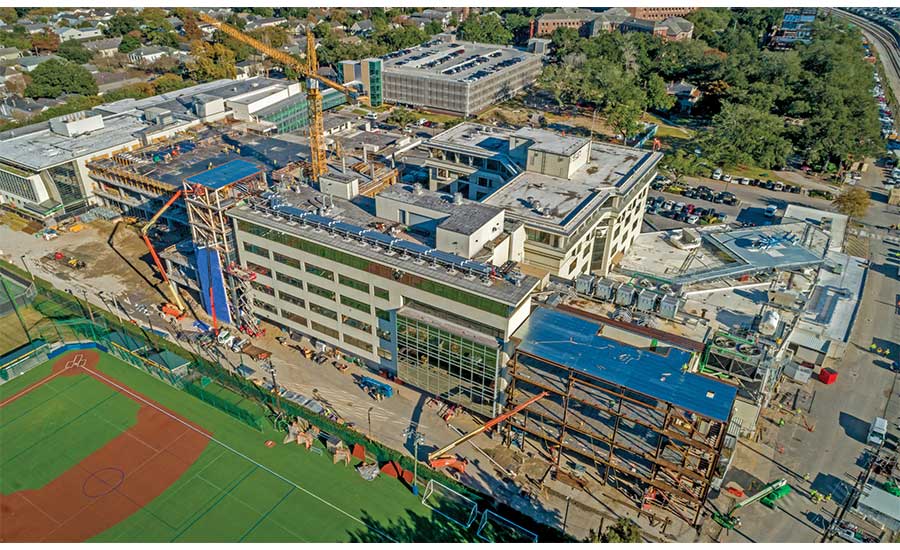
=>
[194,11,369,182]
[713,478,791,530]
[140,186,200,321]
[427,392,549,475]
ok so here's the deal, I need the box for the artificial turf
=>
[1,351,471,542]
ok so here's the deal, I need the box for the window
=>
[376,308,391,321]
[305,262,334,280]
[343,333,373,353]
[339,274,369,293]
[278,290,305,308]
[243,242,270,258]
[377,347,393,361]
[342,315,372,333]
[273,251,303,271]
[340,294,371,314]
[253,299,276,313]
[310,320,338,339]
[309,302,337,320]
[251,281,274,296]
[276,272,303,290]
[281,309,308,326]
[374,287,390,300]
[237,220,509,316]
[307,283,335,301]
[246,261,271,277]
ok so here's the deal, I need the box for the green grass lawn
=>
[0,370,139,493]
[1,351,471,542]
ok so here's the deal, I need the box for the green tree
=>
[25,59,98,98]
[188,40,236,81]
[698,102,791,169]
[457,13,513,44]
[387,107,417,127]
[662,149,701,183]
[0,30,32,51]
[0,7,17,24]
[645,73,675,111]
[57,39,92,64]
[601,518,642,543]
[424,19,443,35]
[832,187,871,220]
[118,34,141,54]
[152,73,190,94]
[104,14,143,37]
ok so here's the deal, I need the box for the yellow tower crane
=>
[195,12,369,181]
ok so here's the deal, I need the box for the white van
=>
[868,417,888,447]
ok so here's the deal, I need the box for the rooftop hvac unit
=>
[714,335,737,349]
[737,343,763,357]
[594,279,615,301]
[575,274,595,295]
[614,284,636,307]
[636,289,658,312]
[657,294,681,319]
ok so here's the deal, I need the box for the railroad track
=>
[830,8,900,103]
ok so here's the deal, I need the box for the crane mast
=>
[195,12,369,181]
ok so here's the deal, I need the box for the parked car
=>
[773,181,784,192]
[765,205,778,218]
[685,203,696,214]
[687,214,700,224]
[712,168,723,180]
[739,177,750,185]
[662,200,675,211]
[722,174,733,182]
[764,180,775,190]
[673,202,686,212]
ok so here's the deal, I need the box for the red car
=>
[685,204,696,214]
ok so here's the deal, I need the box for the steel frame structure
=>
[504,349,732,526]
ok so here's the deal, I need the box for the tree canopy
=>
[58,39,92,64]
[188,41,237,81]
[832,187,871,219]
[25,59,98,98]
[457,13,513,45]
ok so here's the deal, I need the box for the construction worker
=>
[803,473,810,482]
[825,493,832,502]
[878,348,884,355]
[810,489,820,502]
[778,418,785,427]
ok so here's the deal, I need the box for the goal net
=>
[476,510,538,543]
[421,479,479,528]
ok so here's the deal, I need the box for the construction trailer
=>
[504,307,737,526]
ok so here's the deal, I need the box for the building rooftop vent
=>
[453,192,463,205]
[413,182,424,195]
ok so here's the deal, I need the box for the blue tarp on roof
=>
[185,159,263,190]
[515,308,737,422]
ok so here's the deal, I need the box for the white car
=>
[773,181,784,191]
[722,174,733,183]
[662,200,675,211]
[712,169,723,180]
[687,214,700,224]
[739,177,750,185]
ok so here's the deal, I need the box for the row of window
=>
[237,220,510,316]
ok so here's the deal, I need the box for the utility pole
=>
[403,427,425,496]
[822,445,880,542]
[368,406,374,438]
[20,255,34,282]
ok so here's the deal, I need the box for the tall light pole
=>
[403,427,425,496]
[368,406,374,438]
[19,255,34,282]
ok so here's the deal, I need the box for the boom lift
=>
[195,12,369,182]
[713,478,791,530]
[427,392,549,474]
[141,187,200,320]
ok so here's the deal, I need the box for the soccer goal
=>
[476,509,538,543]
[421,479,479,528]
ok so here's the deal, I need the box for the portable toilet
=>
[658,294,682,319]
[575,274,595,295]
[594,279,615,301]
[615,284,636,307]
[636,289,658,312]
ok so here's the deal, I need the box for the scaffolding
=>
[504,349,731,526]
[183,161,267,336]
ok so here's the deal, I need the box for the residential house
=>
[57,26,104,41]
[0,47,21,62]
[84,37,122,58]
[166,16,183,31]
[422,9,452,26]
[666,81,702,113]
[591,9,694,42]
[18,55,61,73]
[350,19,374,36]
[245,17,287,31]
[128,46,172,65]
[406,16,430,30]
[0,66,24,90]
[236,59,265,79]
[23,23,53,35]
[0,96,65,120]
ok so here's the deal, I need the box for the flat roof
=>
[185,159,264,189]
[782,204,847,251]
[484,142,660,234]
[514,307,737,422]
[511,126,589,157]
[706,224,826,270]
[799,250,866,342]
[381,39,539,84]
[379,184,503,236]
[429,123,514,156]
[228,190,539,307]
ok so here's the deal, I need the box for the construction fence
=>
[0,259,569,542]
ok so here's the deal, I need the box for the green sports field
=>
[0,352,472,542]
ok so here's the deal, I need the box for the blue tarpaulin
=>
[514,307,736,422]
[195,245,232,325]
[186,159,263,190]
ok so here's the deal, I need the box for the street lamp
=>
[368,406,374,438]
[403,427,425,496]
